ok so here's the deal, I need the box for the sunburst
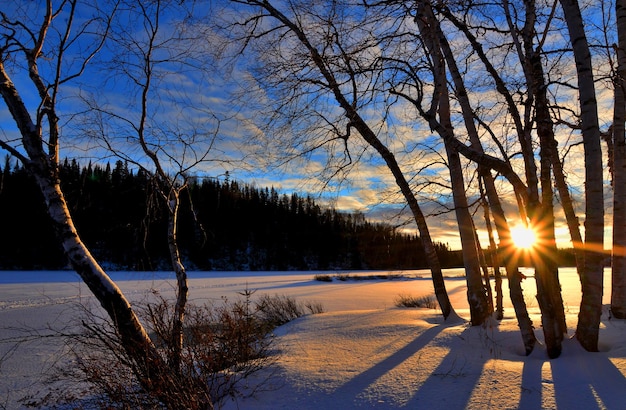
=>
[510,225,537,250]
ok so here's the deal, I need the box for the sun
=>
[510,225,537,250]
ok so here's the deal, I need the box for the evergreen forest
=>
[0,158,462,271]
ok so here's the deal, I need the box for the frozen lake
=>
[0,267,619,409]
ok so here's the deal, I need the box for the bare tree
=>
[433,0,605,353]
[226,0,458,320]
[424,1,538,350]
[79,0,222,374]
[0,1,210,407]
[424,0,570,357]
[432,5,536,344]
[0,0,251,406]
[510,0,567,357]
[406,0,490,325]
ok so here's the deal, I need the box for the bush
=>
[395,293,438,309]
[34,292,324,409]
[255,294,325,330]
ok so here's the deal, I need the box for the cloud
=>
[2,0,620,255]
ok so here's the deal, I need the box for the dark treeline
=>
[0,158,463,271]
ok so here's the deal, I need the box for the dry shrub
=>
[395,293,438,309]
[255,294,325,330]
[313,274,333,282]
[32,292,323,409]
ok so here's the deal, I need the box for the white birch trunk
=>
[416,0,490,325]
[560,0,605,352]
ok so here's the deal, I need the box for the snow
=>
[1,268,626,409]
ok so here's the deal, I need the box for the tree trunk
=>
[435,3,536,350]
[33,165,207,408]
[166,187,189,373]
[484,173,537,355]
[416,0,489,325]
[482,196,503,319]
[560,0,605,352]
[445,139,490,325]
[550,141,584,276]
[612,0,626,319]
[476,228,495,315]
[350,116,457,321]
[529,43,567,357]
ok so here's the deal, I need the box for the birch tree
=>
[433,0,605,353]
[560,0,605,352]
[0,1,223,409]
[79,0,222,373]
[0,1,212,407]
[381,0,570,338]
[425,1,538,352]
[422,0,582,357]
[512,0,567,357]
[227,0,457,320]
[409,0,490,325]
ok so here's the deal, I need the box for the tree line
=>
[0,157,459,271]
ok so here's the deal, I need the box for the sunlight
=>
[510,225,537,250]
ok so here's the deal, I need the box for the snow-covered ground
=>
[1,268,625,409]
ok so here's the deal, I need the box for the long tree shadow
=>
[519,336,626,409]
[518,352,544,409]
[331,323,447,404]
[550,339,626,409]
[402,325,490,408]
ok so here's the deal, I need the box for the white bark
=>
[560,0,605,352]
[414,0,489,325]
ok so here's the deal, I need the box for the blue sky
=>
[0,0,618,251]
